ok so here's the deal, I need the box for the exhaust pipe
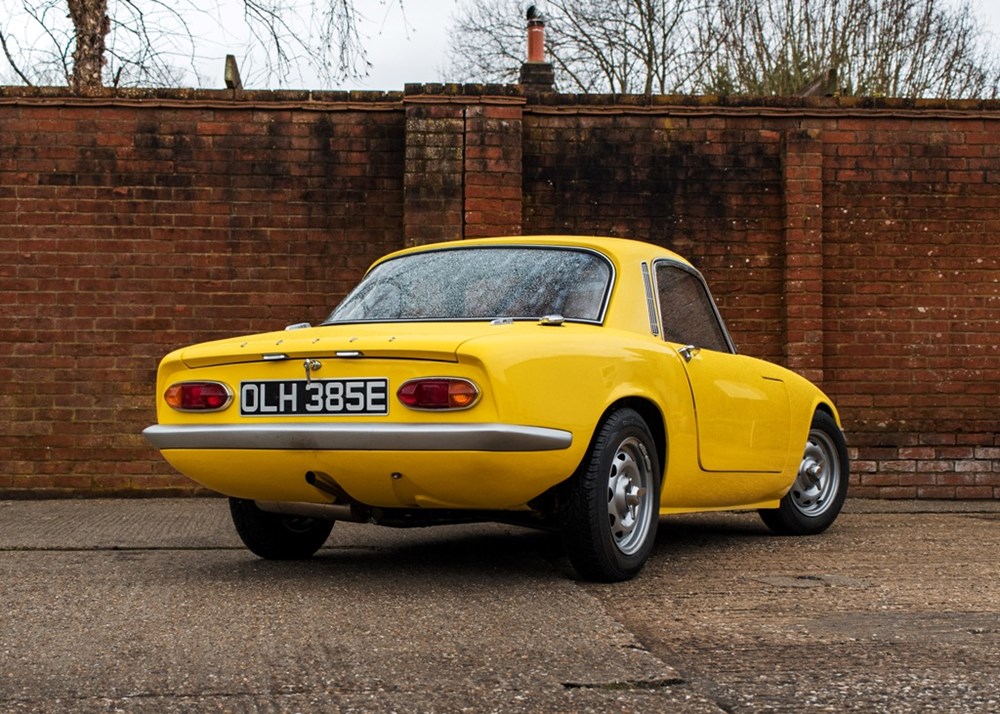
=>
[254,470,366,522]
[305,470,351,499]
[255,500,357,522]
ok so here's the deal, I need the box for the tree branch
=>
[0,28,34,84]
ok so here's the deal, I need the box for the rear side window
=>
[654,262,732,353]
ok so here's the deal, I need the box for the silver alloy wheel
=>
[606,436,654,555]
[791,428,842,517]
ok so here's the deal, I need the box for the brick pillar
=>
[403,87,525,245]
[463,102,524,238]
[782,128,825,384]
[519,62,555,94]
[403,95,465,246]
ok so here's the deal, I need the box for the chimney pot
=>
[527,18,545,63]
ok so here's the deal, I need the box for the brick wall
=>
[821,114,1000,497]
[1,86,997,498]
[520,99,999,498]
[0,90,406,494]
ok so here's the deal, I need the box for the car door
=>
[654,260,790,473]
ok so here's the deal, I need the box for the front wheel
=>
[229,498,334,560]
[560,408,661,582]
[759,411,849,535]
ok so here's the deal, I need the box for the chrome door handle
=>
[678,345,700,363]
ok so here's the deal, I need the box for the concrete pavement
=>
[2,498,999,712]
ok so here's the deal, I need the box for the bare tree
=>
[447,0,524,85]
[704,0,1000,98]
[0,0,400,94]
[448,0,710,94]
[447,0,1000,98]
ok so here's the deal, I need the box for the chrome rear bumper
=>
[143,423,572,452]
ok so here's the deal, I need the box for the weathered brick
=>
[955,461,993,473]
[916,486,956,499]
[954,486,995,499]
[861,473,900,487]
[899,447,936,460]
[916,460,954,473]
[879,487,919,499]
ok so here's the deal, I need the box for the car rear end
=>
[144,321,583,511]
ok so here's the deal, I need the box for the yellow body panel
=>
[146,236,841,515]
[678,348,792,473]
[160,448,581,510]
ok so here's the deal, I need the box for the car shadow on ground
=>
[648,511,780,560]
[219,523,568,584]
[197,511,781,584]
[656,510,773,540]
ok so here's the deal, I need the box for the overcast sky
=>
[348,0,463,90]
[2,0,998,91]
[205,0,466,91]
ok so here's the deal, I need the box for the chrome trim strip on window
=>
[143,423,572,452]
[641,262,659,337]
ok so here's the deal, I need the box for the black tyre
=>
[560,408,661,582]
[759,411,849,535]
[229,498,334,560]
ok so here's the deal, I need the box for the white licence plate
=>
[239,379,389,416]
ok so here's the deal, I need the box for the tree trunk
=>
[67,0,110,94]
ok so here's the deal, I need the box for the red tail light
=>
[397,378,480,410]
[165,382,233,412]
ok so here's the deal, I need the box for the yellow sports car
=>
[144,236,849,581]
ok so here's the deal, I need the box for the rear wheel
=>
[229,498,334,560]
[759,411,849,535]
[560,408,660,582]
